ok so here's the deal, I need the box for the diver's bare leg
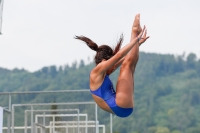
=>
[115,14,141,108]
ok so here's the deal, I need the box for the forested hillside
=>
[0,52,200,133]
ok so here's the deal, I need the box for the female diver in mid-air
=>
[75,14,149,117]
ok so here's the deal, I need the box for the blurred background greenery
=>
[0,52,200,133]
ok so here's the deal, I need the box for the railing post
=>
[110,114,113,133]
[11,105,14,133]
[95,104,98,133]
[77,110,79,133]
[31,105,33,133]
[24,111,27,133]
[7,94,11,133]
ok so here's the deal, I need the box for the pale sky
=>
[0,0,199,72]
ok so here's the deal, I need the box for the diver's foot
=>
[132,14,142,34]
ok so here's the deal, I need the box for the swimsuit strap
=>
[90,75,115,100]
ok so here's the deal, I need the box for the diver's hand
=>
[137,26,150,45]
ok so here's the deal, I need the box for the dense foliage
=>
[0,52,200,133]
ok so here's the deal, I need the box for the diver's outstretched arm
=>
[107,57,125,75]
[94,25,148,75]
[107,15,149,75]
[138,28,149,45]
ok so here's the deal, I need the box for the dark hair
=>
[75,34,123,65]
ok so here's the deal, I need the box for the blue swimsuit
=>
[90,75,133,117]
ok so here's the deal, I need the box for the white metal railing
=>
[0,90,113,133]
[24,109,80,133]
